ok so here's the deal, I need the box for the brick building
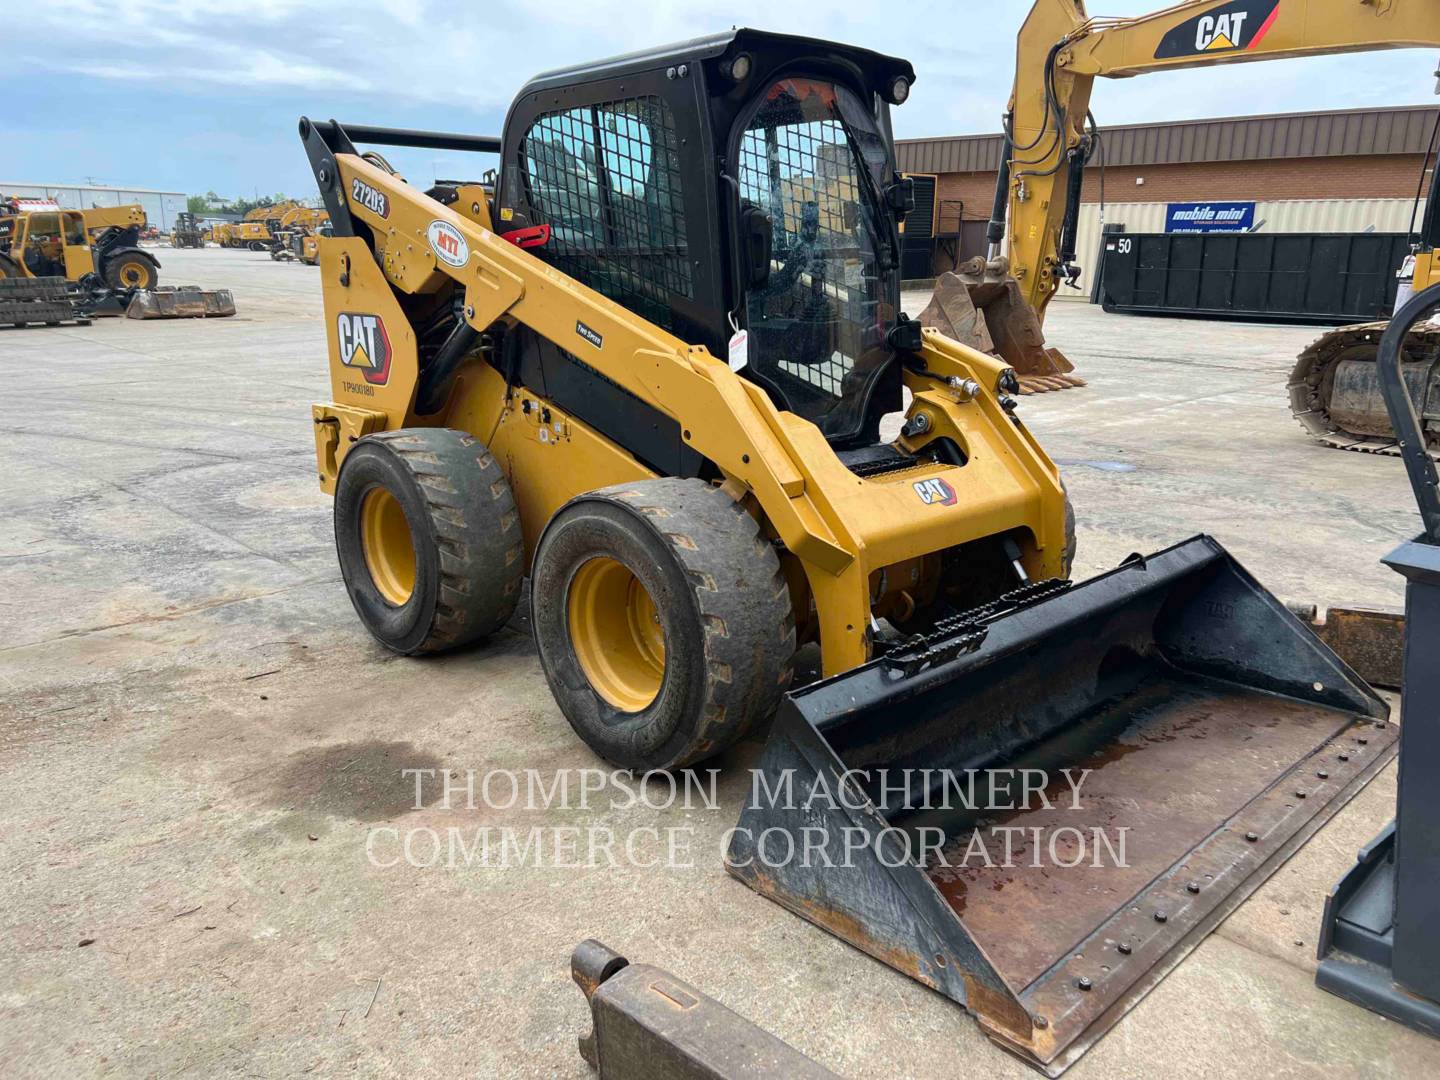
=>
[896,104,1438,299]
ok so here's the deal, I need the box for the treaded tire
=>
[103,252,158,290]
[531,478,795,771]
[1060,481,1077,578]
[334,428,523,654]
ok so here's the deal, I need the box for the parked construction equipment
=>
[926,0,1440,397]
[0,198,236,320]
[0,276,89,328]
[290,221,329,265]
[170,212,206,248]
[0,199,159,289]
[269,206,328,260]
[1291,231,1440,459]
[298,26,1399,1072]
[212,203,304,250]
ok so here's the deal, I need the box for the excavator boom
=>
[923,0,1440,397]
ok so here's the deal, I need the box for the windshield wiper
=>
[842,127,899,273]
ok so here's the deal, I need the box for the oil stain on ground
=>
[257,739,445,822]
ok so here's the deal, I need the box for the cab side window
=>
[521,96,691,330]
[29,213,60,239]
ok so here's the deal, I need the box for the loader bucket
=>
[918,257,1084,394]
[727,536,1396,1074]
[125,286,237,319]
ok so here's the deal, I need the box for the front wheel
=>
[103,252,158,290]
[531,478,795,772]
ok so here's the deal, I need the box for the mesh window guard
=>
[522,96,691,330]
[736,78,890,434]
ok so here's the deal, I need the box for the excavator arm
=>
[1006,0,1440,321]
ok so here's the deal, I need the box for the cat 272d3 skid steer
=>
[301,29,1397,1074]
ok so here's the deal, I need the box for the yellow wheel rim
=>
[360,486,416,606]
[567,557,666,712]
[118,261,152,288]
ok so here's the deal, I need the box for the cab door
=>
[60,212,96,279]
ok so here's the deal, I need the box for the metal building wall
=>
[1,183,187,229]
[1055,197,1425,302]
[897,105,1440,174]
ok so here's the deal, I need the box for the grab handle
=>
[1378,280,1440,544]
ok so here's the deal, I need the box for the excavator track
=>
[1288,321,1440,460]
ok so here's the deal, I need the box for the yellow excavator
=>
[215,201,305,250]
[923,0,1440,402]
[299,26,1400,1073]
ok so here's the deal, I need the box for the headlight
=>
[722,54,752,82]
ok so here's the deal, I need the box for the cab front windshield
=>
[737,77,897,443]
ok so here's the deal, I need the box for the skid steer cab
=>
[300,29,1394,1071]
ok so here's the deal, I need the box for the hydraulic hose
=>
[415,318,482,416]
[986,135,1012,257]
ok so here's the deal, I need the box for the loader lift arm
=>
[1001,0,1440,323]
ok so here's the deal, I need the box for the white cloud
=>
[15,1,1440,135]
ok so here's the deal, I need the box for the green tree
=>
[187,191,228,213]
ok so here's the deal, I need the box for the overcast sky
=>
[8,0,1437,199]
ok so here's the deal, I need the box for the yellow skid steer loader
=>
[300,29,1394,1073]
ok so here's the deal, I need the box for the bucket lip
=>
[784,529,1388,733]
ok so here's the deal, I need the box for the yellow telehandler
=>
[300,27,1395,1072]
[0,199,159,288]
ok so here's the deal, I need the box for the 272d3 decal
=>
[350,177,390,219]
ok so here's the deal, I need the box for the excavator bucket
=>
[919,257,1084,394]
[124,285,237,319]
[728,536,1396,1074]
[124,285,236,319]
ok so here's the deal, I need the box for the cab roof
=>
[516,27,915,98]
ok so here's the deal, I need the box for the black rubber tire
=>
[0,254,22,279]
[531,478,796,772]
[103,252,158,290]
[1060,482,1077,578]
[248,240,266,252]
[334,428,523,654]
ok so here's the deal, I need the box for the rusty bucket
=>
[727,536,1396,1074]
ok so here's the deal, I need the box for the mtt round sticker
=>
[427,220,469,267]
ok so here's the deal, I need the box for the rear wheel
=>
[531,478,795,771]
[0,254,22,279]
[334,428,523,654]
[104,252,158,290]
